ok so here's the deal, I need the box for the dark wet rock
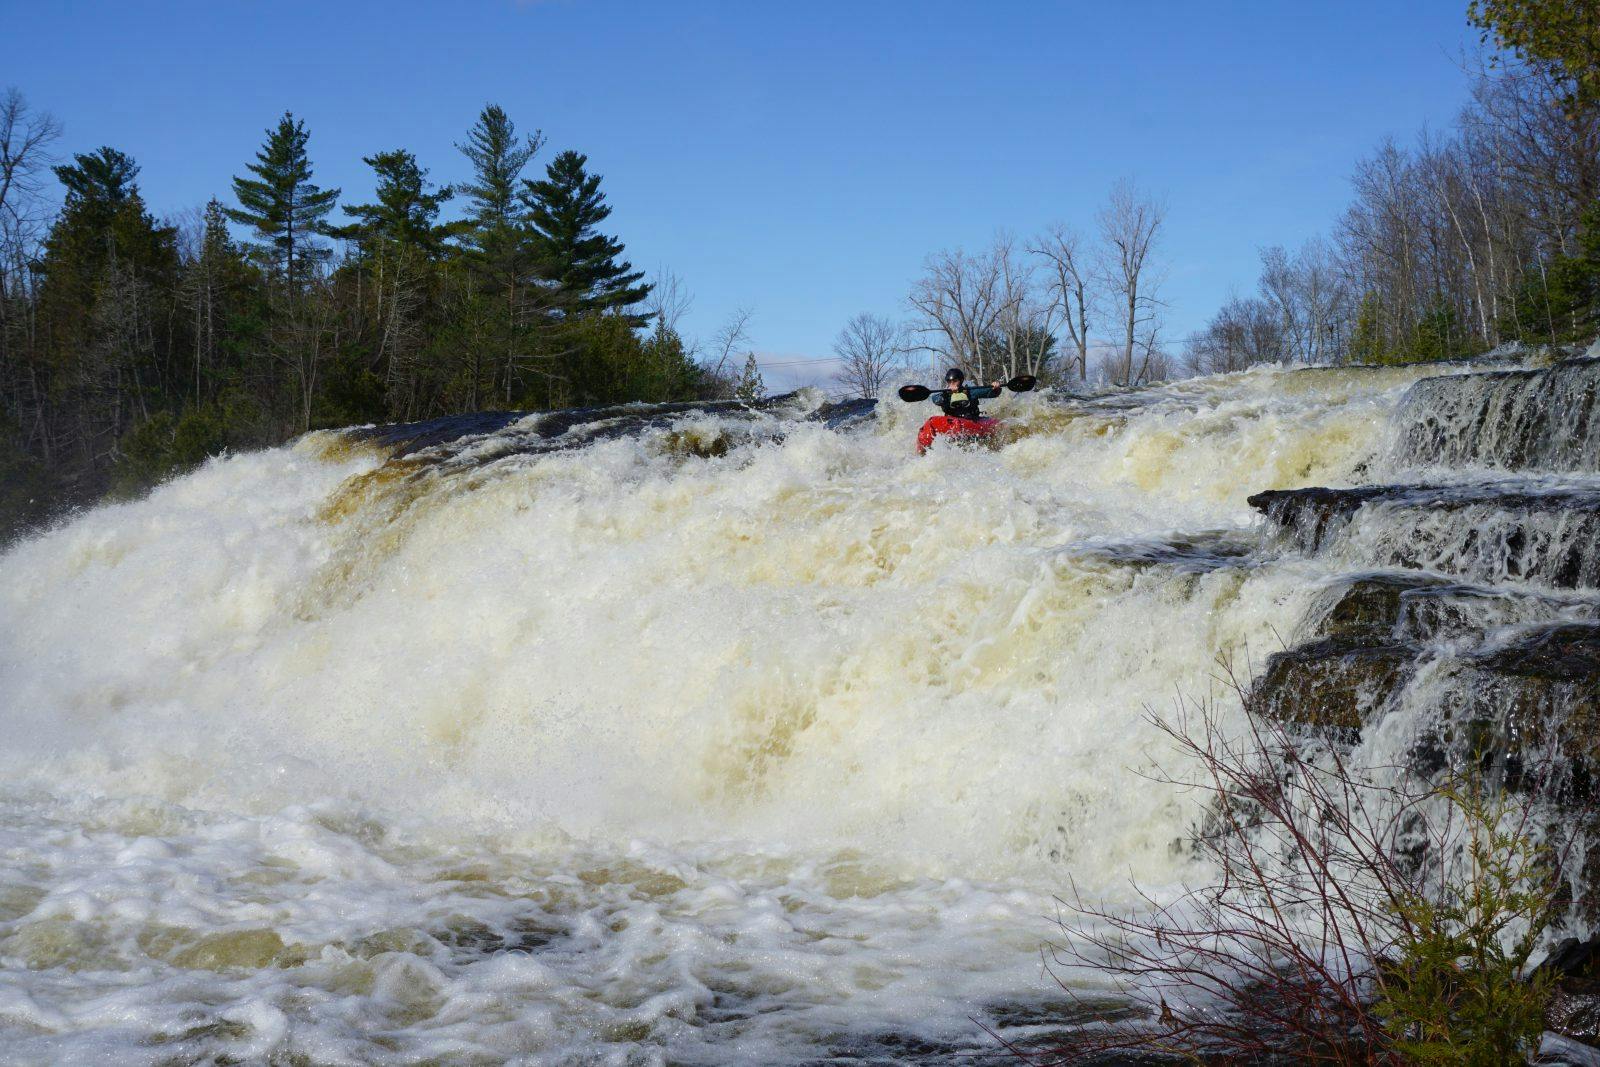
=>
[1250,482,1600,589]
[432,916,562,959]
[812,396,878,429]
[1541,936,1600,981]
[348,392,819,459]
[1247,485,1389,552]
[1392,624,1600,800]
[1303,572,1455,642]
[1475,623,1600,682]
[350,410,527,455]
[1399,584,1597,642]
[1548,983,1600,1047]
[1249,637,1418,732]
[1303,572,1596,644]
[1074,531,1257,575]
[1395,358,1600,473]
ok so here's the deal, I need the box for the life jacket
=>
[938,388,981,420]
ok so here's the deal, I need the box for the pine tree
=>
[336,149,453,258]
[455,104,541,282]
[523,150,651,320]
[227,112,340,287]
[733,352,765,400]
[1349,292,1387,364]
[54,146,138,210]
[454,105,549,405]
[37,147,179,462]
[183,198,255,403]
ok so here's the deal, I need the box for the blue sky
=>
[9,0,1478,388]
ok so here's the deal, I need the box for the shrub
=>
[1040,686,1570,1065]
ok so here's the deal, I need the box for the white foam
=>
[0,363,1442,1061]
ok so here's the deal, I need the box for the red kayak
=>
[917,415,999,454]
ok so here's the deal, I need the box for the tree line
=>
[831,0,1598,398]
[0,101,744,537]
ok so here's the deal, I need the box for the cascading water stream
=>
[0,356,1583,1063]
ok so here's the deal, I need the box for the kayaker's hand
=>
[990,380,1002,390]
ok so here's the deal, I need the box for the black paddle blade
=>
[898,384,932,403]
[1006,375,1038,393]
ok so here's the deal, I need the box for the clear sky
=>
[8,0,1479,389]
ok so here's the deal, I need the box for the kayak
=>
[917,415,999,454]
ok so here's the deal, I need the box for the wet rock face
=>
[1541,938,1600,1047]
[1395,358,1600,473]
[347,392,851,460]
[1250,483,1600,589]
[1302,572,1455,642]
[1247,356,1600,890]
[1073,531,1257,575]
[1249,638,1418,732]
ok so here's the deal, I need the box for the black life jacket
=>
[938,388,981,420]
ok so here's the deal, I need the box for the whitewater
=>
[0,363,1465,1064]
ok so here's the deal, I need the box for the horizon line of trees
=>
[0,99,766,537]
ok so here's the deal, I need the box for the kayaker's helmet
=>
[944,368,965,385]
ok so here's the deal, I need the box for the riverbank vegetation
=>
[1044,692,1575,1065]
[0,101,721,537]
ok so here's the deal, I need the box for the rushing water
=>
[0,359,1560,1064]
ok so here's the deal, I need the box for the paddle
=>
[897,375,1037,403]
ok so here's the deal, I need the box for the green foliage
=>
[523,150,651,319]
[1502,201,1600,343]
[1373,780,1557,1065]
[1468,0,1600,107]
[0,432,56,542]
[455,104,542,288]
[110,398,270,497]
[1349,292,1387,364]
[227,112,341,285]
[54,146,138,207]
[314,352,387,429]
[1401,299,1464,363]
[6,100,719,516]
[335,149,453,258]
[733,352,766,400]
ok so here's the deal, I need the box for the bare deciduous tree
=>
[700,306,753,398]
[1031,223,1097,380]
[0,88,62,389]
[991,232,1059,380]
[908,245,1008,380]
[645,266,692,336]
[1184,294,1285,375]
[1097,179,1167,386]
[831,312,904,399]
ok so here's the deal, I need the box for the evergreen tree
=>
[39,146,178,340]
[454,105,549,405]
[182,198,257,404]
[54,146,138,210]
[455,104,541,280]
[227,112,340,287]
[523,149,651,319]
[335,149,453,257]
[733,352,765,400]
[37,147,179,464]
[640,323,703,401]
[1349,293,1386,364]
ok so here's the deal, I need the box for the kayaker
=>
[931,368,1004,420]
